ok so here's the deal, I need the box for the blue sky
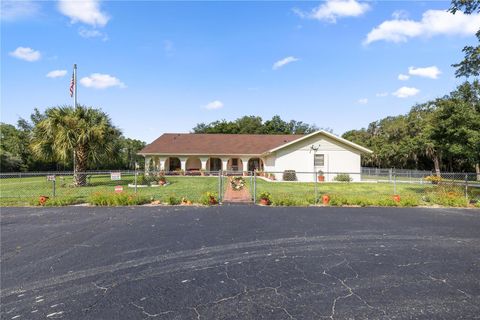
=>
[2,0,479,143]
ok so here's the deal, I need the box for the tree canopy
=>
[342,81,480,174]
[192,115,322,134]
[449,0,480,77]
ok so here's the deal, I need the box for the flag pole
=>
[73,64,77,108]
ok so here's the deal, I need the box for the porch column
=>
[200,157,208,171]
[158,157,167,171]
[145,156,152,174]
[221,158,229,173]
[241,158,249,173]
[180,157,187,173]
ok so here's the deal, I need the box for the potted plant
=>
[259,191,271,205]
[317,170,325,182]
[158,175,167,186]
[206,192,218,205]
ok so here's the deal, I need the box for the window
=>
[232,159,238,166]
[314,154,324,166]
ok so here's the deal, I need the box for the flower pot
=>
[322,195,330,205]
[260,198,270,205]
[318,176,325,182]
[393,195,401,202]
[39,195,49,205]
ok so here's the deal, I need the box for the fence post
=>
[134,169,138,194]
[393,173,397,195]
[250,172,253,201]
[389,168,392,183]
[465,173,468,199]
[314,171,318,204]
[253,171,256,204]
[53,178,56,197]
[218,171,222,202]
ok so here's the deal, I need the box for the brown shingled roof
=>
[139,133,305,155]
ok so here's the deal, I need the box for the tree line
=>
[342,81,480,174]
[192,115,322,134]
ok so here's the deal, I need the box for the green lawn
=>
[0,175,219,206]
[1,174,478,207]
[253,179,480,207]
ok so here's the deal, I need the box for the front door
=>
[210,158,222,171]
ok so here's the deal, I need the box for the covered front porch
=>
[144,155,264,175]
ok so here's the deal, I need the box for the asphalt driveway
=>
[1,206,479,319]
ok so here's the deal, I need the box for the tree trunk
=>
[73,145,88,186]
[476,162,480,181]
[433,154,441,177]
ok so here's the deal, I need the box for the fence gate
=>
[221,171,254,204]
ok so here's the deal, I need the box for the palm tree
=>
[31,105,121,186]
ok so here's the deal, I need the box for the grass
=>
[0,175,219,206]
[253,179,480,207]
[1,174,478,207]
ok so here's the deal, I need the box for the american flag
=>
[69,71,74,97]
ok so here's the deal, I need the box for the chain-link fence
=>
[252,170,480,207]
[1,169,479,207]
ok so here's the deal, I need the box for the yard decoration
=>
[158,176,167,186]
[39,195,49,205]
[230,176,246,191]
[259,191,271,205]
[393,195,401,202]
[322,195,330,205]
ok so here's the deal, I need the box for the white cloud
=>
[398,74,410,81]
[364,10,480,45]
[294,0,369,23]
[272,56,299,70]
[203,100,224,110]
[9,47,41,62]
[58,0,109,27]
[46,70,67,78]
[78,27,108,40]
[1,0,40,21]
[357,98,368,104]
[80,73,126,89]
[376,92,388,97]
[408,66,441,79]
[392,86,420,98]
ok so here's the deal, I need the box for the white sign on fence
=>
[111,172,121,181]
[46,175,56,181]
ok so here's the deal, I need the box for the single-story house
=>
[138,130,372,182]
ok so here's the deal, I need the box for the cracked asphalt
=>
[1,206,479,319]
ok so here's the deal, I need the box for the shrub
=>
[138,174,152,186]
[167,196,181,205]
[282,170,297,181]
[334,174,352,182]
[89,192,150,206]
[425,175,442,184]
[30,196,84,206]
[272,197,308,206]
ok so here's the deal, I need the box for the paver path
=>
[223,179,252,203]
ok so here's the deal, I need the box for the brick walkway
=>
[223,180,252,203]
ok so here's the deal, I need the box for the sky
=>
[1,0,479,143]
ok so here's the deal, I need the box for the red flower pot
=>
[393,195,401,202]
[39,195,49,205]
[322,195,330,205]
[260,198,270,205]
[318,176,325,182]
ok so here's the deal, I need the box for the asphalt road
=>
[1,206,479,319]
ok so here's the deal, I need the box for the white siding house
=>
[139,130,372,182]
